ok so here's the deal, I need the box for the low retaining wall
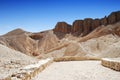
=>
[4,58,53,80]
[54,56,100,62]
[4,57,119,80]
[101,58,120,71]
[3,57,99,80]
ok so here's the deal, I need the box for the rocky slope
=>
[54,11,120,36]
[0,29,60,56]
[41,22,120,58]
[0,44,38,79]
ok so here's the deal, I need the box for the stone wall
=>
[54,56,99,62]
[101,58,120,71]
[4,58,53,80]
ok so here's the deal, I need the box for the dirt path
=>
[32,61,120,80]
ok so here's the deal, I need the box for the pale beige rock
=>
[101,58,120,71]
[8,58,53,80]
[0,29,60,56]
[0,44,38,79]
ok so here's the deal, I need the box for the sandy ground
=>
[32,61,120,80]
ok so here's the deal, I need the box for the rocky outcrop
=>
[100,16,108,25]
[29,33,43,40]
[83,18,93,35]
[92,19,101,30]
[108,12,117,24]
[54,11,120,36]
[53,22,71,33]
[116,11,120,21]
[72,20,83,34]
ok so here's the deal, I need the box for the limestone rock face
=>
[116,11,120,22]
[83,18,93,36]
[54,22,71,33]
[92,19,100,30]
[53,11,120,36]
[72,20,83,34]
[108,12,116,24]
[100,16,108,25]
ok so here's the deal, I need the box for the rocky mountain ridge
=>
[54,11,120,36]
[0,11,120,58]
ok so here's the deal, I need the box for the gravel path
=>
[32,61,120,80]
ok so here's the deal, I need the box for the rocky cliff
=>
[54,11,120,36]
[54,22,71,33]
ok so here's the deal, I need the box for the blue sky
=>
[0,0,120,35]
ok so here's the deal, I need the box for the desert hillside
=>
[37,19,120,59]
[0,11,120,59]
[0,11,120,80]
[1,0,120,80]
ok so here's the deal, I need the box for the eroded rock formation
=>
[53,22,71,33]
[72,20,83,33]
[54,11,120,36]
[0,11,120,57]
